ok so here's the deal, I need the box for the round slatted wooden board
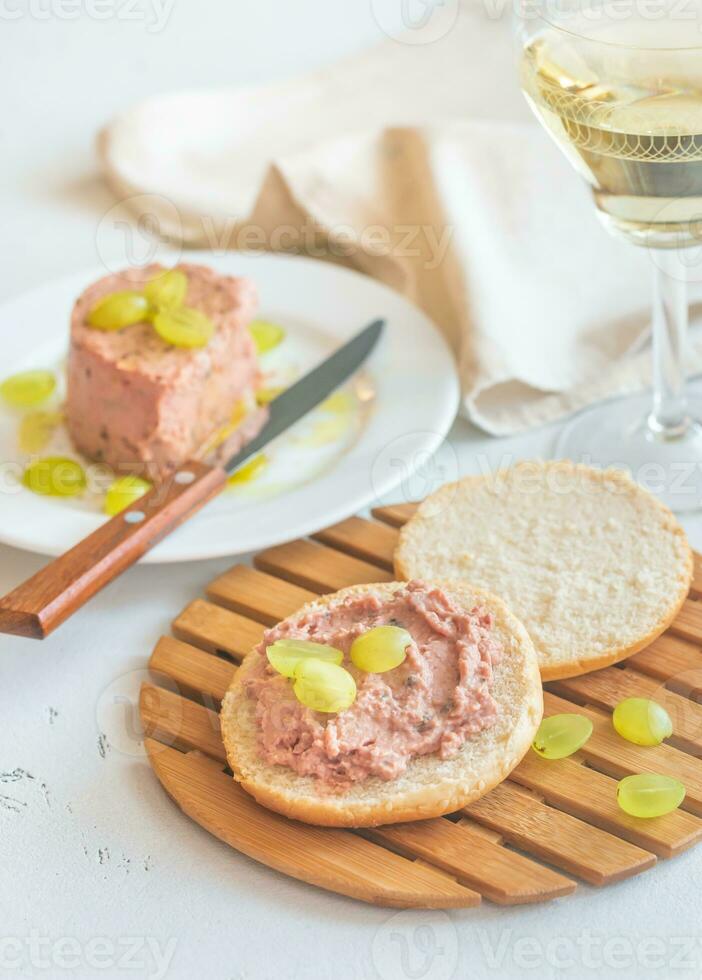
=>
[140,502,702,909]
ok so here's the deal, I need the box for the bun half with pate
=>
[220,580,542,828]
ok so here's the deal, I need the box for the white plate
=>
[0,252,459,563]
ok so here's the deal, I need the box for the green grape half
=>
[249,319,285,355]
[104,475,152,516]
[1,370,56,408]
[321,390,354,414]
[201,400,248,456]
[293,658,357,713]
[227,453,268,487]
[350,625,412,673]
[617,773,685,818]
[256,385,284,405]
[613,698,673,746]
[143,268,188,310]
[266,638,343,678]
[532,713,593,760]
[153,307,214,348]
[18,411,63,452]
[23,457,87,497]
[87,291,151,331]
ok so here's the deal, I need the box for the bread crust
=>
[394,461,693,681]
[221,581,543,828]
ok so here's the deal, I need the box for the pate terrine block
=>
[66,263,263,482]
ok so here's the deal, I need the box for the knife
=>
[0,318,385,640]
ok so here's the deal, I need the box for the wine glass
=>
[517,0,702,510]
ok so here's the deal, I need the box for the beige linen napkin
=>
[98,1,697,435]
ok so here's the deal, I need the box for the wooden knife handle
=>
[0,460,228,640]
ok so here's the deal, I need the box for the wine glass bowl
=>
[517,0,702,510]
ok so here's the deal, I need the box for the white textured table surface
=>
[3,4,702,979]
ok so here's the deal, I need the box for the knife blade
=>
[0,318,385,639]
[225,317,384,474]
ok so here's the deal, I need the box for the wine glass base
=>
[554,388,702,512]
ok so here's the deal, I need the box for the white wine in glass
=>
[518,2,702,509]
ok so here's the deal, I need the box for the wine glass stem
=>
[649,250,690,439]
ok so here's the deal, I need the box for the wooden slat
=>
[464,781,655,884]
[511,752,702,859]
[150,635,235,704]
[629,633,702,698]
[550,666,702,757]
[147,741,479,909]
[207,566,315,626]
[543,692,702,816]
[690,552,702,598]
[670,598,702,644]
[173,600,264,660]
[312,516,398,571]
[457,820,503,845]
[371,502,419,528]
[368,817,575,905]
[255,539,393,593]
[140,683,225,762]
